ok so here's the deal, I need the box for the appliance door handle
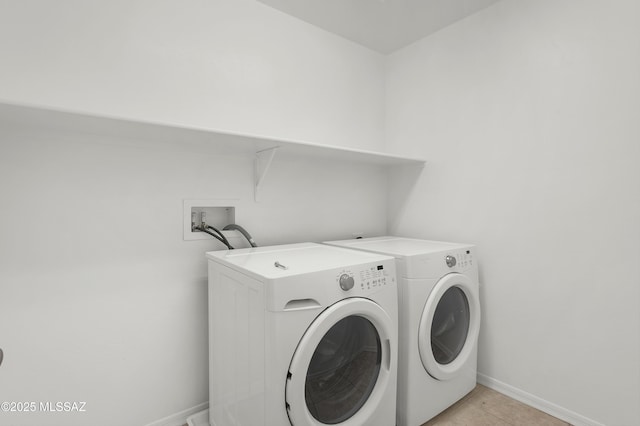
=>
[385,339,391,371]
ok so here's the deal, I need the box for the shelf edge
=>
[0,99,426,166]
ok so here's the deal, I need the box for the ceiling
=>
[256,0,502,54]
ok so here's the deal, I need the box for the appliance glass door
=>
[305,315,381,424]
[286,297,393,426]
[431,286,470,364]
[418,273,480,380]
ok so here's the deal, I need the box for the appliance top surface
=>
[325,236,473,257]
[206,242,393,279]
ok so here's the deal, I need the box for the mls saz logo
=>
[40,401,87,412]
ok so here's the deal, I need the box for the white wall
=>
[0,0,385,151]
[0,1,388,425]
[0,123,387,426]
[386,1,640,425]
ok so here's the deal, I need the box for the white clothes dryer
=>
[206,242,398,426]
[324,237,480,426]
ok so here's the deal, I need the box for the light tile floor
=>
[184,385,571,426]
[422,384,571,426]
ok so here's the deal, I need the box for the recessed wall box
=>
[183,199,237,241]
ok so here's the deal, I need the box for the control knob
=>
[445,255,457,268]
[339,274,355,291]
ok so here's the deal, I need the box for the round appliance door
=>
[418,273,480,381]
[285,298,393,426]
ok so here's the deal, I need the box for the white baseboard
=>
[186,409,210,426]
[477,373,605,426]
[144,402,209,426]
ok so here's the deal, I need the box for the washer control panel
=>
[335,264,393,293]
[445,249,474,270]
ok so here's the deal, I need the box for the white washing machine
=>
[324,237,481,426]
[206,242,398,426]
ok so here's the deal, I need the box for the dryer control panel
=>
[335,264,394,293]
[445,249,474,271]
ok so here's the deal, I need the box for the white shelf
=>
[0,101,425,166]
[0,101,425,200]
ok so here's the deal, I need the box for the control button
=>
[445,255,457,268]
[339,274,355,291]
